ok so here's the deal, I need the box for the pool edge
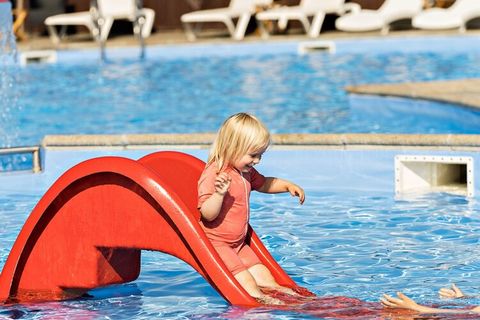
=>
[41,133,480,151]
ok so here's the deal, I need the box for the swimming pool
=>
[3,18,480,317]
[3,35,480,148]
[1,148,480,319]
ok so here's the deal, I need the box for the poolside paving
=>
[346,79,480,110]
[42,133,480,151]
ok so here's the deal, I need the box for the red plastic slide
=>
[0,151,302,306]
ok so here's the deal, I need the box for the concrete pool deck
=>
[346,79,480,110]
[41,133,480,151]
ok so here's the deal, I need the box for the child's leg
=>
[211,242,283,304]
[233,269,264,298]
[234,269,283,305]
[248,264,299,296]
[236,243,299,296]
[247,264,278,287]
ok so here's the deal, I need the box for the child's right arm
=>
[199,172,231,222]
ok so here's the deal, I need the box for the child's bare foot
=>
[256,295,284,305]
[263,286,305,297]
[277,286,302,296]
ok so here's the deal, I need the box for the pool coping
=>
[41,134,480,151]
[346,79,480,110]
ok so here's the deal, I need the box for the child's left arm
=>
[257,177,305,204]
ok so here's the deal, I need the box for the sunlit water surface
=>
[2,29,480,318]
[1,189,480,319]
[3,40,480,147]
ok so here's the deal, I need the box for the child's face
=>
[233,147,266,173]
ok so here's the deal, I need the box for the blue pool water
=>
[2,34,480,318]
[1,149,480,319]
[3,36,480,147]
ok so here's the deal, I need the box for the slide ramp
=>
[0,151,302,306]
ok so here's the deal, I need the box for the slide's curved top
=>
[0,151,300,305]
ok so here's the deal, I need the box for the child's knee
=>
[248,264,278,287]
[234,270,262,297]
[235,270,257,287]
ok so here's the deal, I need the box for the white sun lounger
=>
[335,0,423,34]
[256,0,360,38]
[412,0,480,32]
[45,11,96,44]
[180,0,272,41]
[44,0,155,45]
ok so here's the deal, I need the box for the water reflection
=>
[0,284,143,319]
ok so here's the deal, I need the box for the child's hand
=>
[287,183,305,205]
[439,283,465,299]
[214,172,231,196]
[381,292,425,312]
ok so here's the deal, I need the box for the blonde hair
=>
[208,113,270,171]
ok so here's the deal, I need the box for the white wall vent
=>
[395,155,474,197]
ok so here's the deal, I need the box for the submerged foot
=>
[255,295,284,305]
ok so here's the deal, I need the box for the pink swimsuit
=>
[198,163,266,275]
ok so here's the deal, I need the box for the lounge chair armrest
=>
[255,0,273,7]
[341,2,361,15]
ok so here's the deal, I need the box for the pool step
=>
[395,155,474,197]
[18,50,57,66]
[298,41,336,55]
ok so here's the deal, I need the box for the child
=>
[381,284,480,314]
[197,112,305,305]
